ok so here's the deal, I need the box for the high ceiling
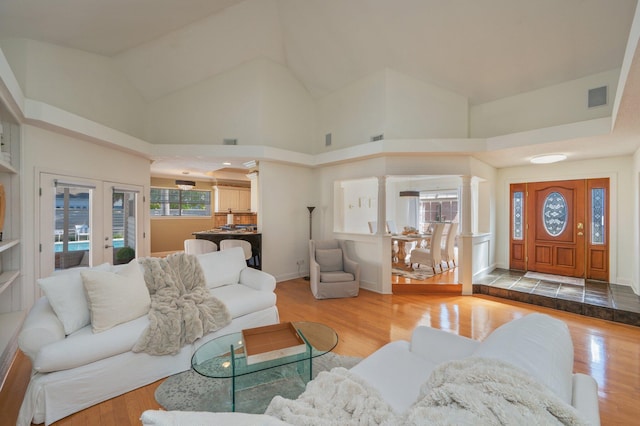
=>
[0,0,639,174]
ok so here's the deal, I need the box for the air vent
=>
[370,134,384,142]
[223,138,238,145]
[588,86,607,108]
[325,133,332,146]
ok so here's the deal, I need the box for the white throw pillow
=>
[81,259,151,333]
[472,313,574,404]
[197,247,246,289]
[38,263,111,335]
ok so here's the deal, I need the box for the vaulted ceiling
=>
[0,0,639,175]
[0,0,635,103]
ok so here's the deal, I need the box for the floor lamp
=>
[305,206,315,280]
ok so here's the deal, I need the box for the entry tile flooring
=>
[473,269,640,327]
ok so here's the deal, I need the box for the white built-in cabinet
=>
[0,116,23,380]
[216,186,251,212]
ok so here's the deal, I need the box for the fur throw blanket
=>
[133,253,231,355]
[266,358,588,425]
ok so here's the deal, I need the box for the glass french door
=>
[107,184,141,265]
[40,173,143,277]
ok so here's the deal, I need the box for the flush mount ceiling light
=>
[176,179,195,190]
[530,154,567,164]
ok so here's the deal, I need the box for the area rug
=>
[524,271,585,286]
[392,265,435,280]
[155,352,361,414]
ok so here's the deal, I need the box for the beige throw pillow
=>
[81,259,151,333]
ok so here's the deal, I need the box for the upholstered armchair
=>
[309,239,360,299]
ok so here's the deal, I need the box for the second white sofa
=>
[17,247,279,426]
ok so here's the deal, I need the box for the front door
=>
[509,178,609,280]
[527,180,585,277]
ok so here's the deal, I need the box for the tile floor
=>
[473,269,640,327]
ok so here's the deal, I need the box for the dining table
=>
[392,233,431,264]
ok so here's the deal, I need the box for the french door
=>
[40,172,143,276]
[509,178,609,280]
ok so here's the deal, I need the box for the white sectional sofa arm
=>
[18,297,66,362]
[239,267,276,292]
[409,326,480,364]
[572,373,601,425]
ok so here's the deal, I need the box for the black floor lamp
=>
[304,206,315,280]
[307,206,315,239]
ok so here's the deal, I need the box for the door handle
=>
[104,244,113,248]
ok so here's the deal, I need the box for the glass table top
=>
[191,321,338,379]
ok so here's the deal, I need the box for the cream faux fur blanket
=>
[265,357,588,425]
[133,253,231,356]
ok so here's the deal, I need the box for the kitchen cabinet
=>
[216,186,251,212]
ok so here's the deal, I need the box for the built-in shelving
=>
[0,112,23,382]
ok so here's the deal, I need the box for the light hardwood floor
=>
[1,278,639,425]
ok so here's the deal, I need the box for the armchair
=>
[309,239,360,299]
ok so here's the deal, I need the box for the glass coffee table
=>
[191,322,338,412]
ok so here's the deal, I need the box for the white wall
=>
[257,161,314,282]
[385,69,468,139]
[316,68,469,153]
[0,39,147,139]
[258,60,316,151]
[145,58,315,151]
[632,149,640,294]
[316,70,386,152]
[145,59,263,146]
[495,156,633,286]
[471,69,620,138]
[339,177,378,234]
[21,125,151,308]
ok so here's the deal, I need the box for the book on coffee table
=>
[242,322,307,365]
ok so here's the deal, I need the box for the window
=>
[418,190,458,233]
[150,188,211,217]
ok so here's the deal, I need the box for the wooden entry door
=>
[510,178,609,280]
[527,180,585,277]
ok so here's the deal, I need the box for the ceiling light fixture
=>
[530,154,567,164]
[223,162,231,166]
[399,190,420,197]
[176,179,195,190]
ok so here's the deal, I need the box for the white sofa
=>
[17,247,279,426]
[141,313,600,425]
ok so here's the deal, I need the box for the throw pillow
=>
[38,263,111,335]
[81,259,151,333]
[316,248,343,272]
[472,313,574,404]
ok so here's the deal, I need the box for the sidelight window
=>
[591,188,605,245]
[512,191,523,240]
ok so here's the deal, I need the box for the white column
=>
[460,176,473,236]
[459,175,473,295]
[377,176,387,234]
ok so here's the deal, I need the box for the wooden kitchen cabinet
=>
[216,186,251,212]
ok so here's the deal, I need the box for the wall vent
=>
[588,86,607,108]
[370,134,384,142]
[325,133,332,146]
[223,138,238,145]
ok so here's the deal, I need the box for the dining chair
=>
[409,223,445,274]
[440,222,458,269]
